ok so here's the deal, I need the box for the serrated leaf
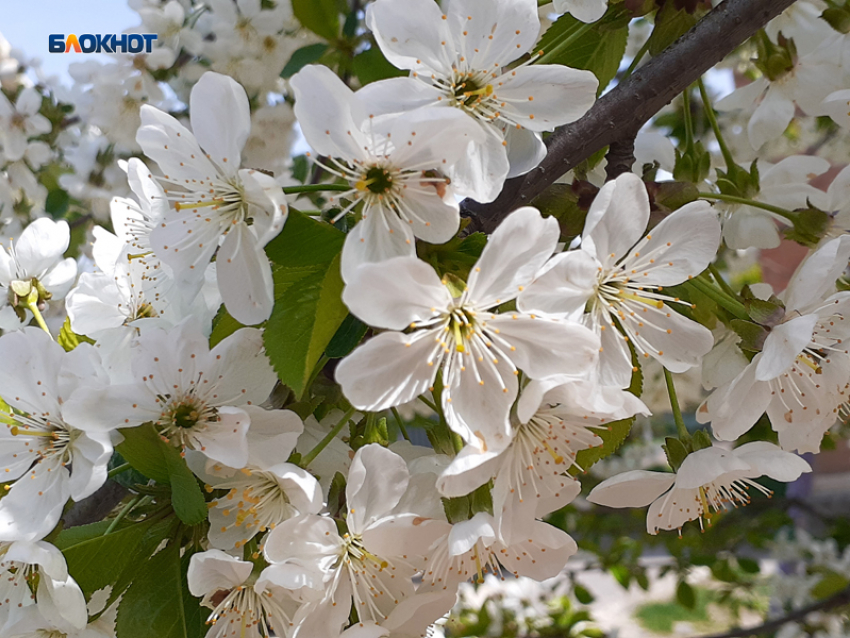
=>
[57,317,94,352]
[647,2,697,56]
[265,257,348,397]
[164,451,207,526]
[57,519,160,598]
[326,314,368,359]
[676,581,696,609]
[730,318,769,352]
[116,425,172,484]
[353,46,406,85]
[572,418,634,474]
[264,212,348,396]
[292,0,342,40]
[746,298,785,327]
[536,12,629,92]
[115,542,206,638]
[663,436,689,470]
[281,43,329,78]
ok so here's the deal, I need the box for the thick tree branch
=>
[461,0,796,233]
[692,585,850,638]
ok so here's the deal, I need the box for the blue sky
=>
[2,1,139,83]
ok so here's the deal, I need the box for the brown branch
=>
[692,585,850,638]
[605,136,637,181]
[461,0,797,233]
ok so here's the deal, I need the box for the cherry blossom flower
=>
[361,0,598,200]
[136,71,287,325]
[697,236,850,453]
[588,442,811,534]
[289,64,485,280]
[61,319,277,468]
[0,330,113,542]
[0,218,78,331]
[0,541,87,635]
[187,407,323,551]
[715,36,844,150]
[821,88,850,129]
[519,173,720,388]
[337,207,599,453]
[438,378,648,542]
[0,87,52,162]
[419,511,578,592]
[263,445,443,638]
[187,549,299,638]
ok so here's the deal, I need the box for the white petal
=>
[587,470,675,508]
[747,87,795,150]
[340,206,416,283]
[723,208,781,250]
[187,550,252,596]
[217,222,274,325]
[40,258,78,299]
[675,446,750,489]
[149,209,223,284]
[39,574,88,631]
[190,72,250,176]
[342,256,449,330]
[397,185,460,245]
[485,314,599,378]
[243,406,303,470]
[193,406,250,467]
[290,65,369,161]
[365,0,453,75]
[136,104,219,184]
[504,126,547,178]
[517,249,599,318]
[733,441,811,482]
[554,0,608,23]
[715,78,767,112]
[0,327,65,417]
[336,330,438,411]
[437,445,504,497]
[646,486,700,534]
[756,313,819,381]
[699,359,772,441]
[14,218,70,277]
[207,327,277,406]
[494,65,597,131]
[583,173,649,268]
[467,207,559,308]
[784,235,850,313]
[346,444,409,533]
[625,201,721,286]
[447,0,540,68]
[447,124,510,203]
[0,466,70,541]
[822,89,850,128]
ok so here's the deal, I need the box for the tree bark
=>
[461,0,797,233]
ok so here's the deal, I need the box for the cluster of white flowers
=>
[0,0,849,636]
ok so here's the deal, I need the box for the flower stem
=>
[682,86,695,150]
[707,263,736,298]
[104,494,142,535]
[697,191,796,222]
[390,407,410,442]
[623,40,650,79]
[418,395,439,412]
[697,78,736,169]
[664,369,689,439]
[107,462,132,479]
[282,184,350,195]
[687,275,749,320]
[301,406,356,468]
[25,300,53,340]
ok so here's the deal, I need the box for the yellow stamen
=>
[541,440,564,465]
[796,354,822,374]
[618,290,664,309]
[452,321,466,353]
[175,199,223,211]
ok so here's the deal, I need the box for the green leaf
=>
[164,452,207,526]
[663,436,689,471]
[737,557,760,574]
[292,0,342,40]
[325,314,368,358]
[536,11,629,92]
[746,298,785,327]
[209,306,244,348]
[572,418,633,475]
[57,317,94,352]
[676,581,696,610]
[115,543,206,638]
[730,318,769,353]
[116,425,172,484]
[46,189,70,216]
[281,43,329,78]
[353,46,407,85]
[264,212,348,396]
[574,584,595,604]
[57,519,160,598]
[266,210,345,267]
[811,571,850,598]
[647,2,697,56]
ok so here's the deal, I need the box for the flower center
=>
[357,165,394,195]
[158,394,218,446]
